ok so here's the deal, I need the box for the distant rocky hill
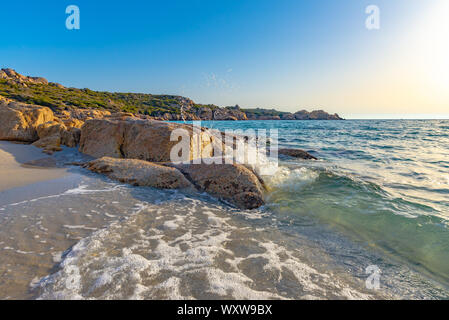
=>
[243,107,342,120]
[0,68,343,121]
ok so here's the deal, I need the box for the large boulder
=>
[79,118,221,162]
[166,162,265,209]
[86,157,194,190]
[0,97,54,142]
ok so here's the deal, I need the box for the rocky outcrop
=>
[0,96,84,150]
[166,162,265,209]
[0,68,48,86]
[149,105,248,121]
[294,110,342,120]
[212,106,248,121]
[244,108,343,120]
[86,157,194,190]
[0,97,55,142]
[278,148,317,160]
[79,118,221,162]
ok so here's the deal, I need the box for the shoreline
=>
[0,141,68,192]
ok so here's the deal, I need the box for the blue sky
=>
[1,1,448,118]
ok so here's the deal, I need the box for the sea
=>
[0,119,448,299]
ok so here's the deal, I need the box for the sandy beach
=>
[0,141,67,192]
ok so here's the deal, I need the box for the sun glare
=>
[411,1,449,93]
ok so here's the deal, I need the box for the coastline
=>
[0,141,67,192]
[0,119,448,299]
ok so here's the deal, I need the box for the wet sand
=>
[0,141,67,192]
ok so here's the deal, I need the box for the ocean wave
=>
[266,167,449,285]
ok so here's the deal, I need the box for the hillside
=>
[0,68,343,121]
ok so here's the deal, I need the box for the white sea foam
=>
[266,166,319,190]
[162,220,179,230]
[63,225,97,231]
[33,198,374,300]
[63,184,124,195]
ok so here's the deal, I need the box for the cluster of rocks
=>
[0,97,265,209]
[0,96,118,154]
[153,105,342,121]
[1,94,318,209]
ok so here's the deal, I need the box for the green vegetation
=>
[0,75,342,120]
[0,79,190,116]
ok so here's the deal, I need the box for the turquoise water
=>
[199,120,449,293]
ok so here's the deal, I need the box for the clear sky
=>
[1,0,448,118]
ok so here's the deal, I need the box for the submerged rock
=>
[278,148,317,160]
[86,157,194,190]
[166,162,265,209]
[0,97,54,142]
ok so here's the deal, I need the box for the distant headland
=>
[0,68,343,121]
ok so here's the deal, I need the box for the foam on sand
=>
[33,197,376,300]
